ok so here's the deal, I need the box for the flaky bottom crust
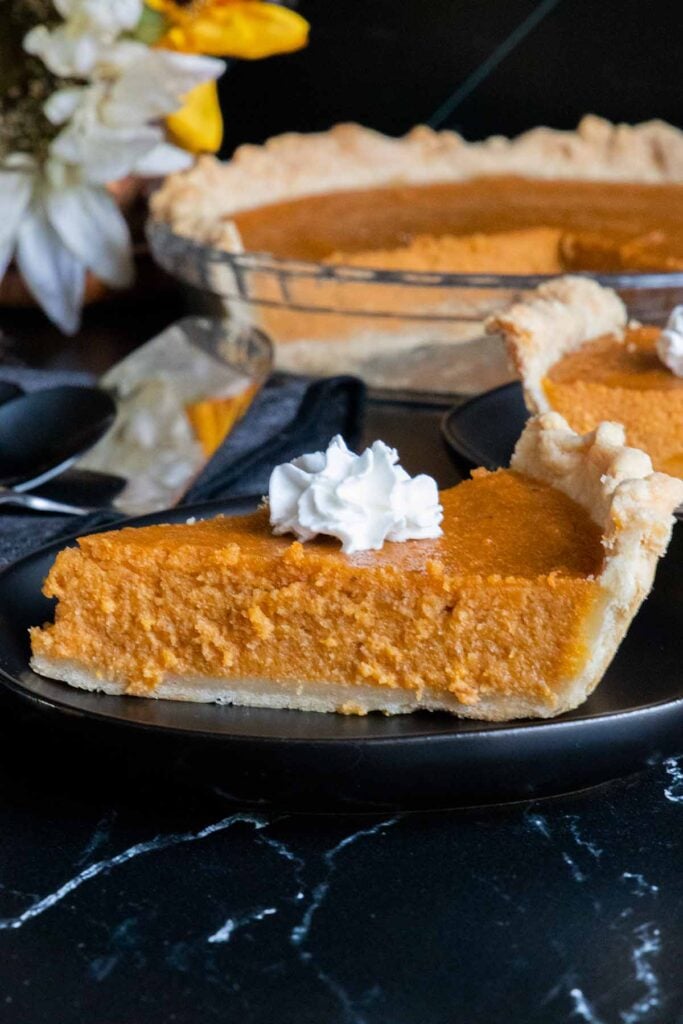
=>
[29,654,579,720]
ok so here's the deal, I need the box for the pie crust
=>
[488,274,683,478]
[151,116,683,251]
[30,414,683,720]
[486,274,628,411]
[509,412,682,716]
[149,117,683,387]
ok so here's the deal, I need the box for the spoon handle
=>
[0,491,93,515]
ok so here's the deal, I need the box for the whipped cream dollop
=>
[268,435,443,554]
[656,306,683,377]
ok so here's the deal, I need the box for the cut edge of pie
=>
[506,412,682,717]
[29,414,683,720]
[486,274,628,412]
[151,116,683,253]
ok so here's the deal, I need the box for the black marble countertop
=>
[0,313,681,1023]
[1,712,682,1024]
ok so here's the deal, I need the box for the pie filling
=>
[543,327,683,476]
[30,470,605,710]
[233,176,683,273]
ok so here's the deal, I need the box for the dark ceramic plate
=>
[0,496,681,808]
[441,381,528,472]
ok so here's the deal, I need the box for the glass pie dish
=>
[147,221,683,397]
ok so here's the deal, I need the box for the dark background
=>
[5,0,682,367]
[218,0,682,154]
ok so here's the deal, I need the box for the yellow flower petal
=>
[144,0,182,15]
[166,79,223,153]
[160,2,309,59]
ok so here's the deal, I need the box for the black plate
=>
[0,497,681,808]
[442,381,528,471]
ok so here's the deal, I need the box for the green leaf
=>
[132,6,168,46]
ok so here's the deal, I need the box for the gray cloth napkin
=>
[184,373,365,503]
[0,368,365,569]
[0,366,93,390]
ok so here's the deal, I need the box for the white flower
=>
[0,157,35,284]
[24,0,143,77]
[24,25,100,77]
[12,0,227,334]
[0,156,134,334]
[51,98,175,184]
[269,436,443,554]
[104,47,225,125]
[48,49,224,183]
[44,160,133,288]
[43,87,87,126]
[54,0,143,32]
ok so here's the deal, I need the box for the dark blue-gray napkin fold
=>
[0,369,365,570]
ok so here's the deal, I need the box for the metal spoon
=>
[0,386,116,513]
[0,491,94,515]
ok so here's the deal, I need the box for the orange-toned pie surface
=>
[234,177,683,273]
[544,326,683,477]
[31,469,604,714]
[150,119,683,382]
[489,278,683,479]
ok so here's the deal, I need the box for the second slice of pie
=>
[488,275,683,477]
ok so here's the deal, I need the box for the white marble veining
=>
[279,816,401,1023]
[312,965,371,1024]
[0,813,268,933]
[257,832,306,872]
[75,810,117,868]
[563,920,663,1024]
[527,811,602,884]
[89,955,120,982]
[290,817,400,948]
[567,817,603,860]
[622,874,659,898]
[89,916,140,983]
[569,986,606,1024]
[525,801,667,1024]
[663,757,683,804]
[0,756,679,1022]
[207,907,277,945]
[526,813,551,838]
[620,923,662,1024]
[561,852,587,884]
[115,812,401,1021]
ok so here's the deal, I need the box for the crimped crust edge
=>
[486,275,628,411]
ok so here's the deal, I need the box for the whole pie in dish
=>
[150,116,683,385]
[489,275,683,478]
[152,116,683,274]
[30,415,682,721]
